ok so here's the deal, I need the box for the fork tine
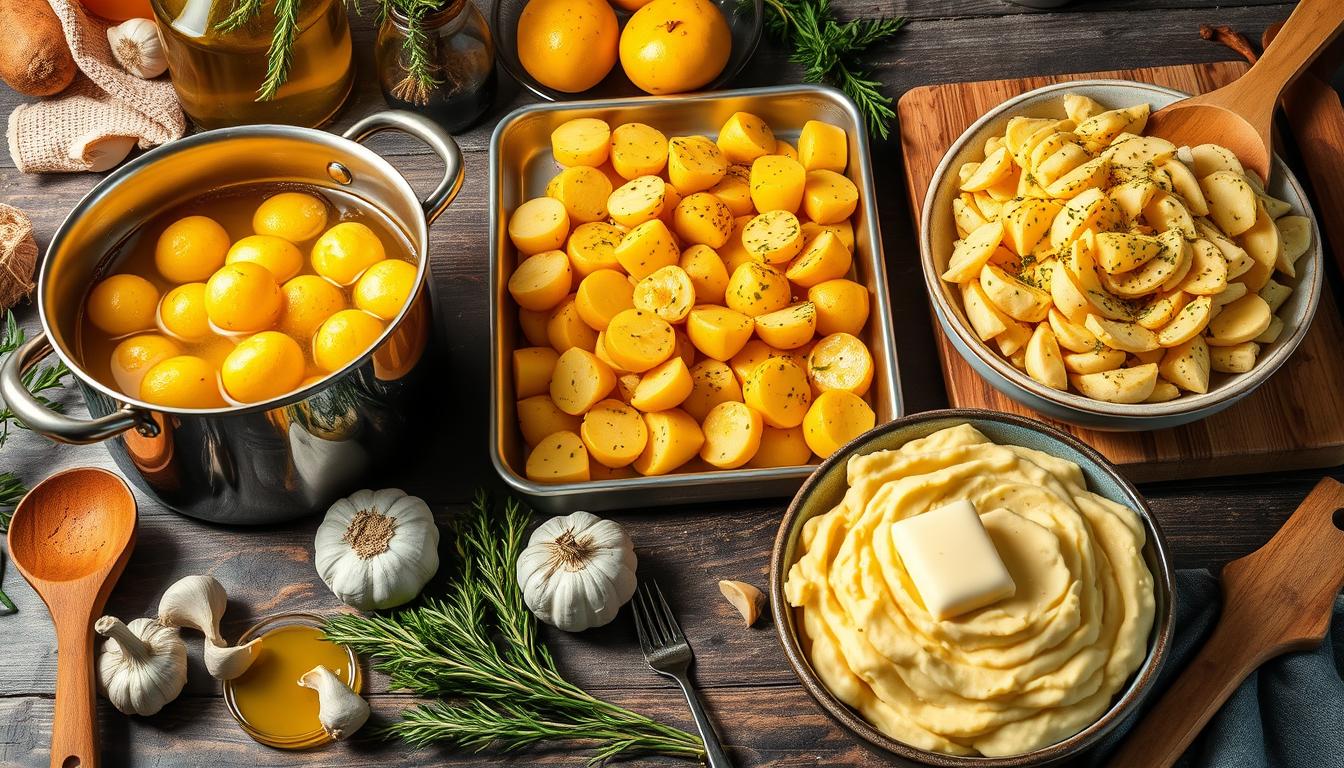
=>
[631,588,654,656]
[639,582,668,646]
[652,581,685,642]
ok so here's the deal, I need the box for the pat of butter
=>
[891,500,1015,620]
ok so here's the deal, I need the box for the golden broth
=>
[77,183,417,408]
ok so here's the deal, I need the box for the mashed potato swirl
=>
[784,424,1155,756]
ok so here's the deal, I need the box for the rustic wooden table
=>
[3,1,1341,765]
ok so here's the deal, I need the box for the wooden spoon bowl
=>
[7,467,137,768]
[1145,0,1344,183]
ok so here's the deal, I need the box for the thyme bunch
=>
[322,493,704,765]
[754,0,906,139]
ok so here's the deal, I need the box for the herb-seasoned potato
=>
[508,197,570,255]
[632,408,704,476]
[567,221,625,277]
[550,347,617,415]
[575,269,636,331]
[581,399,648,468]
[809,279,869,336]
[604,308,675,372]
[749,154,806,213]
[802,390,874,458]
[673,192,734,248]
[942,221,1005,284]
[747,425,812,468]
[683,359,743,421]
[614,218,680,280]
[797,120,847,173]
[743,210,805,265]
[801,219,855,252]
[1207,294,1272,346]
[1085,315,1159,353]
[718,216,756,274]
[608,175,666,228]
[1069,362,1158,403]
[730,339,792,384]
[1063,347,1126,375]
[716,112,776,164]
[547,295,599,353]
[631,357,693,412]
[1201,170,1257,237]
[743,356,811,428]
[802,170,859,225]
[526,431,590,483]
[551,117,611,167]
[633,265,696,323]
[667,136,727,194]
[686,304,754,361]
[546,166,613,223]
[1209,341,1260,373]
[754,302,816,350]
[726,262,791,317]
[513,347,560,399]
[787,230,852,288]
[1047,309,1099,352]
[516,395,581,446]
[1024,323,1067,390]
[679,244,730,305]
[709,165,754,216]
[700,401,764,469]
[980,263,1051,322]
[807,332,873,396]
[1156,295,1212,347]
[508,249,572,311]
[610,123,668,179]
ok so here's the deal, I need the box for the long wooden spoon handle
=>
[1233,0,1344,111]
[51,609,98,768]
[1110,478,1344,768]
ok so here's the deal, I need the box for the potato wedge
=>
[1070,362,1158,403]
[632,408,704,476]
[995,318,1034,358]
[526,431,590,483]
[1049,188,1108,252]
[1050,260,1092,323]
[631,357,693,412]
[755,302,817,350]
[942,220,1006,284]
[1047,308,1098,352]
[1156,295,1212,347]
[1209,341,1260,373]
[954,195,988,237]
[1094,232,1161,274]
[1177,239,1228,296]
[1063,347,1126,375]
[802,390,874,458]
[682,359,743,421]
[1136,290,1190,330]
[1206,294,1272,346]
[1144,378,1181,403]
[1044,155,1108,199]
[1276,215,1312,274]
[581,399,648,468]
[1254,315,1283,345]
[1159,158,1209,216]
[1025,323,1068,390]
[700,401,764,469]
[961,281,1009,341]
[686,304,755,361]
[1189,143,1243,178]
[1143,191,1198,240]
[1064,94,1103,122]
[1238,203,1282,289]
[1213,281,1248,306]
[960,147,1012,192]
[1085,314,1160,353]
[980,263,1051,322]
[1258,280,1293,313]
[800,219,855,253]
[1109,177,1159,221]
[743,356,812,428]
[1201,170,1258,237]
[1101,134,1175,169]
[1001,197,1063,256]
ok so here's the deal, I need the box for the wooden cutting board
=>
[896,62,1344,482]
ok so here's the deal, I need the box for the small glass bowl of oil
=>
[223,612,361,749]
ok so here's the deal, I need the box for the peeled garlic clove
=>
[204,636,261,681]
[70,134,137,173]
[718,580,764,627]
[298,665,369,741]
[158,574,227,644]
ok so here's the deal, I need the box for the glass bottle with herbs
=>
[375,0,495,133]
[151,0,356,129]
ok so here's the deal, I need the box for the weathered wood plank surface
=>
[2,1,1342,766]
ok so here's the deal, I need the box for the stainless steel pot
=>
[0,111,463,524]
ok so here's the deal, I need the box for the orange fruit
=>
[619,0,731,95]
[610,0,653,9]
[517,0,619,93]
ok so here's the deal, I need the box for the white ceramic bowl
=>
[919,80,1323,431]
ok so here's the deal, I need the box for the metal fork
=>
[631,580,733,768]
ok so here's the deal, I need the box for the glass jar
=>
[375,0,496,133]
[151,0,355,129]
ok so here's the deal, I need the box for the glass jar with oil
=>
[151,0,355,129]
[224,613,361,748]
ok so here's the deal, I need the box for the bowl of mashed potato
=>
[771,409,1174,765]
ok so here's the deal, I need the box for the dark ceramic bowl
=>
[770,409,1175,766]
[491,0,763,101]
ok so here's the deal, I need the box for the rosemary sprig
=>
[0,474,20,614]
[217,0,303,101]
[323,493,704,764]
[0,310,72,449]
[378,0,443,106]
[753,0,906,139]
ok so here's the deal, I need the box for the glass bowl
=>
[492,0,763,101]
[222,612,362,750]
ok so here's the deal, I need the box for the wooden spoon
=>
[1108,477,1344,768]
[1144,0,1344,183]
[7,468,138,768]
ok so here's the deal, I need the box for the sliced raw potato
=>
[1004,117,1056,159]
[1213,281,1248,306]
[632,408,704,476]
[1209,341,1261,374]
[1085,314,1159,353]
[961,281,1009,340]
[1201,170,1258,237]
[1254,315,1284,344]
[517,395,581,446]
[1070,362,1158,403]
[580,399,648,468]
[608,175,666,228]
[1206,294,1272,346]
[1001,197,1063,256]
[1075,105,1148,151]
[1158,335,1210,393]
[1062,240,1138,321]
[1094,232,1161,274]
[1276,215,1312,273]
[787,231,852,287]
[682,359,742,421]
[1135,290,1189,330]
[1159,158,1209,215]
[1189,143,1244,178]
[960,146,1012,191]
[550,348,617,415]
[754,302,817,350]
[1238,203,1282,289]
[1024,323,1067,389]
[942,221,1005,283]
[1063,346,1126,375]
[1011,120,1071,167]
[980,263,1051,322]
[1177,239,1228,296]
[1156,295,1212,347]
[1100,233,1189,299]
[801,390,875,459]
[1258,280,1293,313]
[954,195,989,236]
[1145,378,1181,403]
[631,357,693,412]
[700,401,764,469]
[526,431,590,483]
[1143,191,1197,239]
[807,332,874,395]
[633,265,696,323]
[743,356,812,428]
[1110,177,1159,220]
[1047,308,1098,352]
[1028,131,1076,174]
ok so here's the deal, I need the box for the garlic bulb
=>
[314,488,440,611]
[95,616,187,716]
[516,511,637,632]
[107,18,167,79]
[157,574,259,680]
[298,665,369,740]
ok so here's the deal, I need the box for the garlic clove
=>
[70,133,137,173]
[718,580,765,627]
[158,574,227,644]
[204,636,262,681]
[298,665,370,741]
[107,18,168,79]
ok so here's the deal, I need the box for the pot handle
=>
[342,111,465,226]
[0,334,153,444]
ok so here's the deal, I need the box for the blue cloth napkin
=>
[1089,570,1344,767]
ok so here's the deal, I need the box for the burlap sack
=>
[6,0,186,173]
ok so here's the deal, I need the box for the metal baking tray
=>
[489,84,904,512]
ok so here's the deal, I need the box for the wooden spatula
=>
[1108,477,1344,768]
[1144,0,1344,184]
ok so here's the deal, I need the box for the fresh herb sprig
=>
[377,0,443,106]
[322,493,704,765]
[753,0,906,139]
[216,0,304,101]
[0,311,71,452]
